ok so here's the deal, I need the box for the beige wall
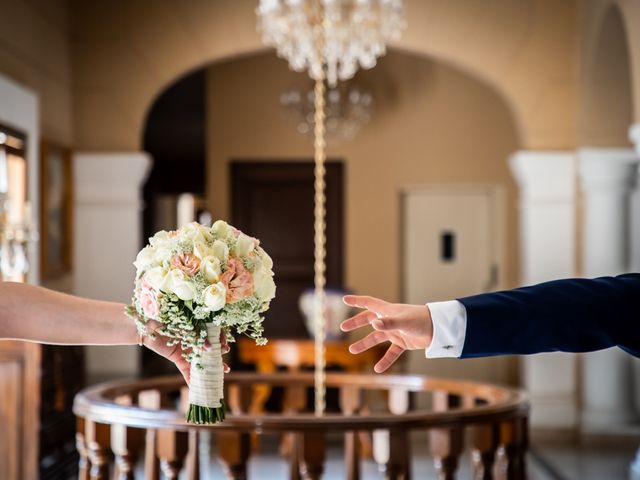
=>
[71,0,579,151]
[579,0,639,145]
[206,51,520,304]
[0,0,73,145]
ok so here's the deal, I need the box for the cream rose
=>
[201,256,222,283]
[235,233,257,257]
[134,246,155,271]
[162,269,197,301]
[181,222,211,244]
[211,220,231,238]
[203,282,227,312]
[149,230,172,247]
[257,247,273,270]
[144,266,167,291]
[212,240,229,262]
[254,268,276,302]
[193,241,213,261]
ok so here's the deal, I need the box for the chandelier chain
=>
[313,0,327,418]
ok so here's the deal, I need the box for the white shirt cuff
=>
[425,300,467,358]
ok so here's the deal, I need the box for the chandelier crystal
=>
[257,0,406,86]
[280,84,373,141]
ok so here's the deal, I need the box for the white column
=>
[629,125,640,415]
[578,148,639,431]
[510,151,578,430]
[73,152,152,379]
[630,125,640,271]
[630,124,640,156]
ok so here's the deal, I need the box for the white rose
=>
[211,220,231,238]
[134,246,155,271]
[180,222,211,244]
[236,233,256,257]
[193,241,214,261]
[203,282,227,312]
[162,269,197,301]
[149,230,171,247]
[258,247,274,271]
[201,256,222,283]
[212,240,229,262]
[144,266,167,291]
[154,244,173,266]
[254,269,276,302]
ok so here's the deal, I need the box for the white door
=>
[402,185,515,387]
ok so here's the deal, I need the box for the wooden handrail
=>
[74,373,528,432]
[73,373,530,479]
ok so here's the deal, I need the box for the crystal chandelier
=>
[257,0,406,86]
[280,84,373,141]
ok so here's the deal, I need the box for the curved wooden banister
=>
[73,372,529,479]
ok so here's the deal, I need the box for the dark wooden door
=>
[231,161,344,338]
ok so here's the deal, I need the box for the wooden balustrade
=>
[73,372,529,479]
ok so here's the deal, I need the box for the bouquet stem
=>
[187,324,225,424]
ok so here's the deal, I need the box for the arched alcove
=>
[72,0,578,152]
[581,4,633,146]
[141,48,522,383]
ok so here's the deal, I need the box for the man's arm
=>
[341,273,640,372]
[459,273,640,358]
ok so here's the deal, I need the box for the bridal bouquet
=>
[126,221,275,424]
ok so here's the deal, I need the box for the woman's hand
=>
[341,295,434,373]
[142,321,230,386]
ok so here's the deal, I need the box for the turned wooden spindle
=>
[282,383,307,480]
[299,431,326,480]
[218,431,252,480]
[178,387,200,480]
[138,389,163,480]
[85,420,111,480]
[373,388,411,480]
[469,422,500,480]
[499,417,528,480]
[340,385,362,480]
[227,383,253,414]
[185,430,200,480]
[110,395,144,480]
[76,416,90,480]
[157,428,188,479]
[430,391,464,480]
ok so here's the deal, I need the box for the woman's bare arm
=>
[0,281,232,384]
[0,281,138,345]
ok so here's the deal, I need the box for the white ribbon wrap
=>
[188,324,224,408]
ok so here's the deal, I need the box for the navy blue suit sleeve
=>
[457,274,640,358]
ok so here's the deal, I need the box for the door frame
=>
[399,183,507,303]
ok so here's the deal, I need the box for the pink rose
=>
[220,258,254,304]
[171,253,200,276]
[139,282,159,320]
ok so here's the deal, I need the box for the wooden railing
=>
[73,372,529,480]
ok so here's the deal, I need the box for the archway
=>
[71,0,578,152]
[581,4,633,146]
[140,48,522,385]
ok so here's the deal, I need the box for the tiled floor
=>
[531,443,637,480]
[194,435,638,479]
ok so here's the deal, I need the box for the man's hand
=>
[341,295,433,373]
[143,321,230,385]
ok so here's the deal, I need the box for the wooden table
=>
[237,338,388,458]
[237,338,386,374]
